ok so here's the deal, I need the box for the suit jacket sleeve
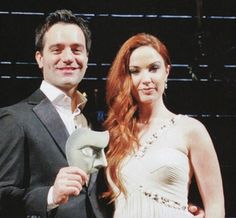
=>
[0,108,49,217]
[0,109,27,217]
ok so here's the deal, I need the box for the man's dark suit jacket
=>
[0,89,108,218]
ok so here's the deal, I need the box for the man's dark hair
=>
[35,9,91,54]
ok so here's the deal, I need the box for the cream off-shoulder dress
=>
[108,115,195,218]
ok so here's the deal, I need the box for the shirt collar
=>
[40,80,87,111]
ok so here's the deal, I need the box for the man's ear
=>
[35,51,43,69]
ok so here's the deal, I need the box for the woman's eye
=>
[129,69,139,74]
[150,66,160,72]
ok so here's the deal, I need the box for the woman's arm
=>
[188,118,225,218]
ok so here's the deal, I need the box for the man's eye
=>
[80,147,96,157]
[51,48,61,54]
[73,49,82,54]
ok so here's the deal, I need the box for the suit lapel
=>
[29,89,69,158]
[88,172,98,193]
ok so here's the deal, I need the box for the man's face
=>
[35,23,88,93]
[66,129,109,174]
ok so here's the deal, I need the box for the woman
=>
[104,33,224,217]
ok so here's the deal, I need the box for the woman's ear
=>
[166,64,171,75]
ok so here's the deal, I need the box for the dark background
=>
[0,0,235,216]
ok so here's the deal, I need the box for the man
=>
[0,9,106,218]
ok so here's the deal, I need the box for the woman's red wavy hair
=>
[104,33,171,201]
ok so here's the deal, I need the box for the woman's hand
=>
[188,204,205,218]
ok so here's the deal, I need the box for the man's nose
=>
[62,48,74,63]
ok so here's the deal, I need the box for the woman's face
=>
[129,45,170,105]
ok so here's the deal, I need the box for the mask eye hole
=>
[80,146,96,157]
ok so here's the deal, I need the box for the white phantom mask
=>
[65,128,109,174]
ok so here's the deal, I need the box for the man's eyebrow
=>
[48,43,85,49]
[48,43,63,49]
[71,43,85,48]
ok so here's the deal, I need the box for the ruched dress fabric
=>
[110,116,195,218]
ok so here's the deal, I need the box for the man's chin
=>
[59,81,78,88]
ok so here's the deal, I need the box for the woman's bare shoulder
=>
[178,114,210,142]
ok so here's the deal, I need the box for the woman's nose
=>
[141,71,152,84]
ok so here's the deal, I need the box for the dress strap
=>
[135,114,181,158]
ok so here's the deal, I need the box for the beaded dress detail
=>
[135,116,176,158]
[108,115,194,218]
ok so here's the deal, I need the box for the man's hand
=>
[52,166,89,205]
[188,204,205,218]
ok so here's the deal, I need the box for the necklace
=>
[134,115,180,158]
